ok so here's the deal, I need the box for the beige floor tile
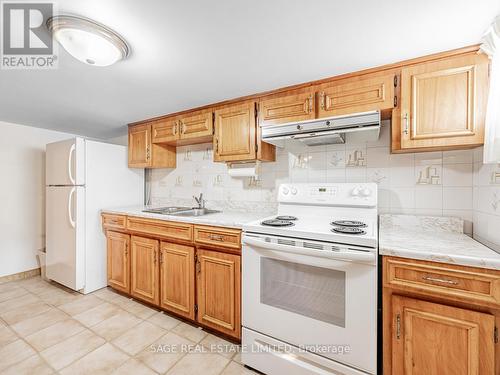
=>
[147,312,182,331]
[167,352,230,375]
[220,361,259,375]
[0,287,28,302]
[0,281,22,293]
[120,299,158,320]
[25,318,86,351]
[10,308,67,337]
[232,352,242,364]
[112,321,166,356]
[0,339,37,371]
[0,292,39,312]
[73,302,121,327]
[40,329,105,370]
[109,293,132,307]
[59,343,129,375]
[23,280,59,295]
[1,354,54,375]
[172,322,207,343]
[38,288,82,306]
[111,358,157,375]
[59,295,104,316]
[92,287,121,301]
[200,334,240,359]
[1,301,52,325]
[136,332,194,374]
[91,310,142,341]
[0,325,18,346]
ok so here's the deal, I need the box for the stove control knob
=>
[361,188,372,197]
[291,187,298,195]
[282,187,290,195]
[351,187,360,196]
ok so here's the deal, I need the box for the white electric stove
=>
[241,183,378,375]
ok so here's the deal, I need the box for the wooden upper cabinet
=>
[317,73,395,118]
[391,295,495,375]
[214,102,256,162]
[106,231,130,294]
[398,53,489,151]
[259,89,315,126]
[159,242,195,320]
[130,235,160,305]
[128,124,176,168]
[196,249,241,339]
[128,124,151,168]
[152,118,178,144]
[178,111,213,141]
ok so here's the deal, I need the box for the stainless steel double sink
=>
[142,206,220,217]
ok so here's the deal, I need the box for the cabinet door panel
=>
[318,73,395,117]
[106,231,130,294]
[130,236,159,305]
[214,103,256,162]
[400,54,488,150]
[196,249,241,339]
[160,242,195,319]
[179,111,213,140]
[152,118,179,143]
[392,295,494,375]
[259,90,315,126]
[128,124,151,168]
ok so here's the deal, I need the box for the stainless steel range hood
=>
[260,110,381,147]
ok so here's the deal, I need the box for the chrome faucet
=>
[193,193,205,209]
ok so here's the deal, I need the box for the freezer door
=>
[46,138,85,186]
[46,186,85,290]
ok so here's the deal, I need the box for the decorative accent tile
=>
[346,149,366,167]
[416,166,441,185]
[183,149,192,161]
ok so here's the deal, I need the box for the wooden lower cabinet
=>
[384,256,500,374]
[106,231,130,294]
[391,295,495,375]
[130,235,160,305]
[104,215,242,341]
[196,249,241,339]
[160,242,195,320]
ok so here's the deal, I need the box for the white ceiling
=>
[1,0,499,139]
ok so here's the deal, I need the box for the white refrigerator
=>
[45,137,143,294]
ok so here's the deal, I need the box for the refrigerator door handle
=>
[68,143,76,185]
[68,187,76,228]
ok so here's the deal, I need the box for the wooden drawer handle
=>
[209,234,224,241]
[422,275,458,285]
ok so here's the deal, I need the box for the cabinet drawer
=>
[102,214,127,230]
[194,225,241,250]
[127,216,193,242]
[384,257,500,307]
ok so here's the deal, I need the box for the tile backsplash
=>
[472,147,500,251]
[150,120,479,234]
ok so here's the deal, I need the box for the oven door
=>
[242,233,377,374]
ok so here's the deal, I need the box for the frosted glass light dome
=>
[47,15,130,67]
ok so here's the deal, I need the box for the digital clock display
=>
[318,188,327,192]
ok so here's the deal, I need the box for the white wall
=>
[151,120,478,235]
[0,121,75,277]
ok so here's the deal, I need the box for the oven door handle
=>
[242,236,376,264]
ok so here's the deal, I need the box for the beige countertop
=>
[379,214,500,270]
[101,206,270,229]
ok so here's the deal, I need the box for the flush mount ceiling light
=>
[46,15,130,67]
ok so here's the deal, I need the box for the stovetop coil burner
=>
[261,219,295,227]
[331,227,366,235]
[331,220,367,228]
[275,215,298,221]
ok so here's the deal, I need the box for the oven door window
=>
[260,257,346,327]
